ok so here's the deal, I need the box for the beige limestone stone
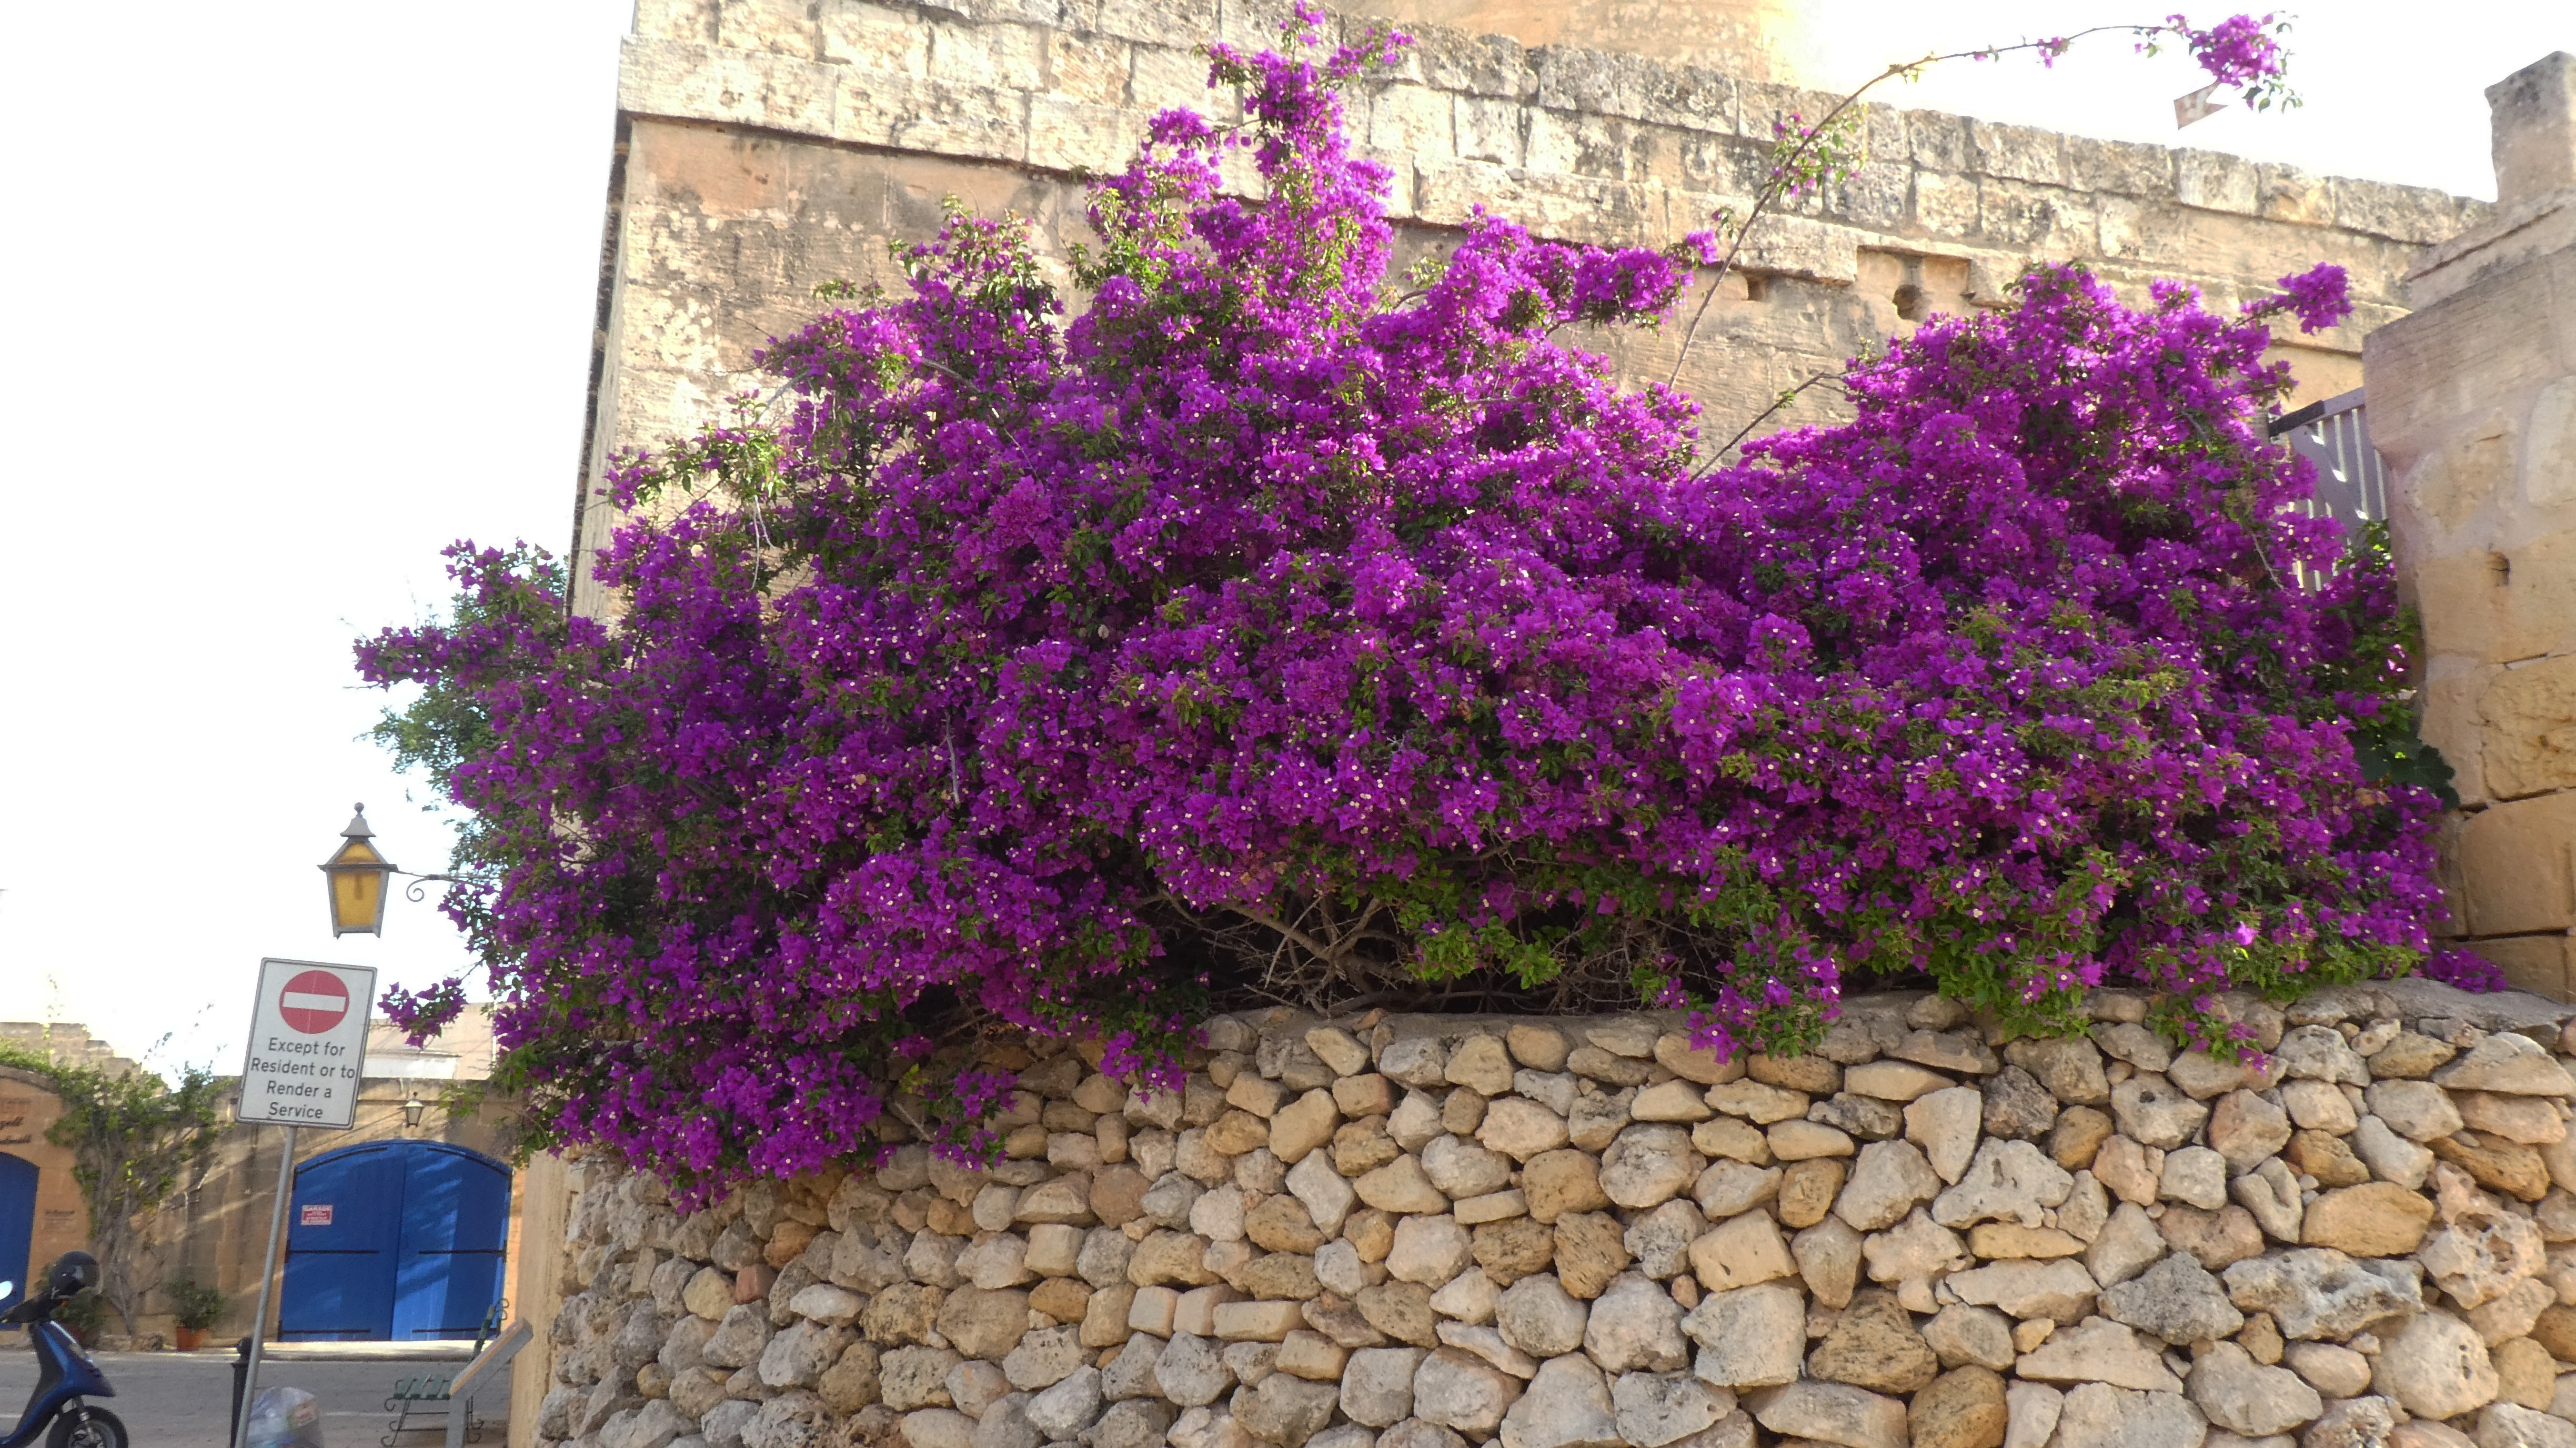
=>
[2433,1133,2557,1202]
[1690,1210,1798,1292]
[1695,1116,1774,1164]
[1524,1149,1612,1223]
[1268,1091,1341,1165]
[1708,1079,1810,1124]
[2482,657,2576,800]
[1780,1159,1848,1229]
[1356,1156,1450,1215]
[1473,1218,1556,1286]
[2459,793,2576,938]
[1808,1292,1941,1394]
[2302,1182,2438,1255]
[1847,1061,1957,1103]
[2373,1310,2500,1419]
[1508,1023,1571,1072]
[2051,1108,2115,1172]
[1445,1035,1515,1097]
[1968,1224,2084,1259]
[1657,1031,1740,1085]
[1634,1079,1717,1122]
[1795,1215,1866,1309]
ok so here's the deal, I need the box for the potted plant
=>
[168,1279,226,1350]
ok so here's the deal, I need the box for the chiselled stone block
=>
[2460,790,2576,936]
[1972,121,2065,186]
[2176,149,2257,215]
[718,0,822,59]
[2066,136,2172,198]
[2484,657,2576,800]
[833,73,1029,163]
[2415,536,2576,669]
[2472,935,2576,1001]
[2332,175,2469,246]
[621,37,837,135]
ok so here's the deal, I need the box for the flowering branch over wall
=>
[357,7,2452,1196]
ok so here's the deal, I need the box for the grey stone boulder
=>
[2222,1250,2422,1341]
[1496,1273,1587,1358]
[1156,1332,1236,1407]
[1681,1283,1806,1387]
[1027,1365,1103,1440]
[2100,1252,2245,1345]
[1582,1271,1687,1373]
[898,1410,974,1448]
[1091,1399,1178,1448]
[2049,1384,2206,1448]
[1236,1371,1342,1446]
[2188,1342,2325,1436]
[757,1322,854,1390]
[1342,1345,1427,1427]
[740,1391,826,1448]
[2476,1403,2576,1448]
[1499,1353,1623,1448]
[1931,1140,2072,1230]
[1747,1381,1910,1448]
[701,1305,772,1369]
[1613,1371,1735,1448]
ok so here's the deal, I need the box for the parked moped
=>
[0,1252,125,1448]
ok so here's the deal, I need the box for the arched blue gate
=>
[279,1140,509,1341]
[0,1152,35,1315]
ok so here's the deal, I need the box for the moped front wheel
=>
[47,1407,127,1448]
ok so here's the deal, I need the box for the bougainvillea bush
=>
[361,12,2460,1189]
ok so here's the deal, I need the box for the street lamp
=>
[403,1093,427,1132]
[317,806,397,937]
[318,806,488,936]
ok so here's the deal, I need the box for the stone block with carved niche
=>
[2414,534,2576,669]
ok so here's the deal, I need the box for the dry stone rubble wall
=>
[539,981,2576,1448]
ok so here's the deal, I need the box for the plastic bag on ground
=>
[244,1385,324,1448]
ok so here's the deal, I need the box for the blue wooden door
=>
[0,1152,35,1315]
[280,1141,509,1340]
[280,1143,405,1339]
[391,1147,510,1338]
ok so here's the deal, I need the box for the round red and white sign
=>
[278,970,351,1035]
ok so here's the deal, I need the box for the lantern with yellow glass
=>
[317,805,398,937]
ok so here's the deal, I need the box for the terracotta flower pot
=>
[175,1326,206,1351]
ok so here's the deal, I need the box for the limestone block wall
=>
[536,981,2576,1448]
[574,0,2484,615]
[2367,54,2576,999]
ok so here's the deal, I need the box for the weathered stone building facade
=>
[573,0,2483,614]
[2367,54,2576,999]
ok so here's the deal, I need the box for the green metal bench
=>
[381,1299,508,1445]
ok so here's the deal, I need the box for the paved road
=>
[0,1349,512,1447]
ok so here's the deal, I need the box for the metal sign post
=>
[232,958,374,1448]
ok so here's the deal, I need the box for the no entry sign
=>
[241,958,375,1129]
[277,970,353,1033]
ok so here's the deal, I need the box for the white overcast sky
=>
[1,0,2570,1077]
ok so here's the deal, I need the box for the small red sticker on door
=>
[301,1204,334,1226]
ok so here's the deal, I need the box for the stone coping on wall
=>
[541,979,2576,1448]
[619,0,2484,351]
